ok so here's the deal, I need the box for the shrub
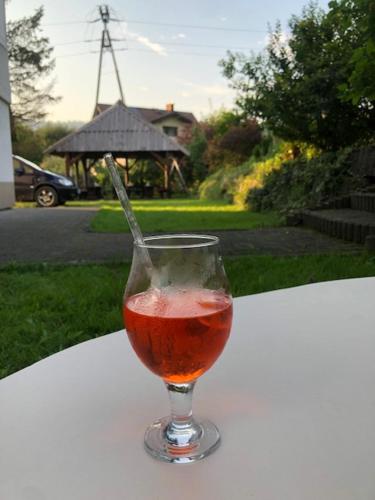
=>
[248,147,367,213]
[198,130,280,202]
[199,162,254,201]
[233,143,315,208]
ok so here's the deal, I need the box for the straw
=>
[104,153,152,270]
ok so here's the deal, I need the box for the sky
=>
[6,0,329,123]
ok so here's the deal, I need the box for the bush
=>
[199,162,253,201]
[198,129,280,202]
[232,143,316,208]
[248,147,367,213]
[40,156,66,175]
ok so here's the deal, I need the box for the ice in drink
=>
[124,287,232,383]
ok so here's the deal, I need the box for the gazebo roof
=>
[46,101,189,159]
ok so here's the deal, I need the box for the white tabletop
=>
[1,278,375,500]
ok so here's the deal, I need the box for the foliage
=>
[187,110,262,179]
[248,146,366,212]
[12,121,75,166]
[3,254,375,377]
[129,160,163,187]
[6,7,59,124]
[12,122,45,164]
[185,127,208,189]
[198,138,303,203]
[90,199,281,233]
[199,162,253,201]
[203,114,262,171]
[220,1,375,150]
[38,122,74,148]
[331,0,375,103]
[203,108,242,137]
[40,156,67,176]
[232,143,315,207]
[219,119,262,158]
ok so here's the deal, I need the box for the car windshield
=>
[14,156,43,172]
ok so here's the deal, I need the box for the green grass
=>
[15,198,282,232]
[2,253,375,379]
[89,199,282,233]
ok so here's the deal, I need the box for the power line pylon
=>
[94,5,125,106]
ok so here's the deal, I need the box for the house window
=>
[163,126,178,137]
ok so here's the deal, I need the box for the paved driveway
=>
[0,207,361,264]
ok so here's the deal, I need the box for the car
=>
[13,155,78,207]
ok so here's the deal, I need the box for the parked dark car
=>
[13,155,78,207]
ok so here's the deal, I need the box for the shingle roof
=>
[46,101,189,157]
[95,103,197,124]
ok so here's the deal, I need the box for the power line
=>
[55,50,99,58]
[118,47,228,57]
[121,19,267,33]
[55,38,253,50]
[55,47,230,59]
[54,39,100,46]
[43,18,267,33]
[53,38,256,50]
[43,20,86,26]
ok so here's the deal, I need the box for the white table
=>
[1,278,375,500]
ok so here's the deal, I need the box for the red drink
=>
[123,288,232,383]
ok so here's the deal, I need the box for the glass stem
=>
[164,382,202,447]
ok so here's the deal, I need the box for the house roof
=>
[94,103,197,124]
[46,101,189,158]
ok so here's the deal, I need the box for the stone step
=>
[350,193,375,213]
[301,209,375,244]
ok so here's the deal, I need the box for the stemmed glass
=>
[123,234,233,463]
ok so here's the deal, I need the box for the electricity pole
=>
[94,5,125,106]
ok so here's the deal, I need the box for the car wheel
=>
[35,186,59,207]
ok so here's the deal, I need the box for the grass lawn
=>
[88,199,282,233]
[2,253,375,379]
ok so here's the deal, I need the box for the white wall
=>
[0,0,14,209]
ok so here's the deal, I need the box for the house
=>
[93,102,197,145]
[0,0,14,209]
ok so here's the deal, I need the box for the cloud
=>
[180,91,191,97]
[127,30,167,56]
[171,33,187,40]
[181,81,232,96]
[220,17,227,22]
[140,85,149,92]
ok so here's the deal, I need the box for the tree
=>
[202,110,262,170]
[37,122,74,149]
[185,127,208,187]
[7,6,59,124]
[219,119,262,157]
[11,123,45,164]
[331,0,375,104]
[221,1,375,150]
[12,121,75,165]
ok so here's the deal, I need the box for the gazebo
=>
[45,101,189,195]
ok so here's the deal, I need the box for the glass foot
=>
[144,416,221,464]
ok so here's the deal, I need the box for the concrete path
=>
[0,207,361,264]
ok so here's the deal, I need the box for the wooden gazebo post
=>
[75,162,80,186]
[124,157,130,187]
[65,154,71,178]
[163,163,170,192]
[81,158,89,192]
